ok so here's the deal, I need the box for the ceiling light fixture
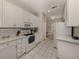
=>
[48,10,51,12]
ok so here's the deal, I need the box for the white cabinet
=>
[0,36,37,59]
[21,38,26,54]
[25,36,30,53]
[0,0,38,27]
[65,0,79,26]
[2,0,24,27]
[23,10,29,23]
[0,41,17,59]
[57,40,79,59]
[16,38,26,58]
[3,0,16,27]
[16,39,22,58]
[54,22,71,47]
[25,36,36,53]
[0,0,3,27]
[14,6,24,27]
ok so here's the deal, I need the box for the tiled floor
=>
[20,39,57,59]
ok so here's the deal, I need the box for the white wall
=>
[54,22,71,36]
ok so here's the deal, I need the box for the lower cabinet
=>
[16,39,23,58]
[16,38,26,58]
[57,40,79,59]
[21,38,26,54]
[0,41,17,59]
[0,37,36,59]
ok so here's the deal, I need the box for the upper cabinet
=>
[0,0,37,28]
[0,0,3,27]
[14,5,24,27]
[2,0,24,27]
[3,0,16,27]
[64,0,79,26]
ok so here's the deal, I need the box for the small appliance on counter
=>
[16,30,21,36]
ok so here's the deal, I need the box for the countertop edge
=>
[0,36,28,45]
[56,35,79,45]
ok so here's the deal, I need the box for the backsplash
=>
[0,29,19,39]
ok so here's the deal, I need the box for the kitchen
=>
[0,0,79,59]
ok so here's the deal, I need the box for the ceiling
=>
[21,0,66,15]
[7,0,66,17]
[46,0,66,17]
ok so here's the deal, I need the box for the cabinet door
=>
[0,43,16,59]
[23,10,28,23]
[3,0,16,27]
[66,0,79,26]
[2,0,24,27]
[0,44,9,59]
[17,46,22,58]
[25,37,29,53]
[21,38,26,54]
[57,40,79,59]
[15,6,24,27]
[8,41,17,59]
[8,45,17,59]
[0,0,2,27]
[16,39,22,58]
[23,10,31,25]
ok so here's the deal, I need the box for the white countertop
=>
[56,35,79,44]
[0,36,28,44]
